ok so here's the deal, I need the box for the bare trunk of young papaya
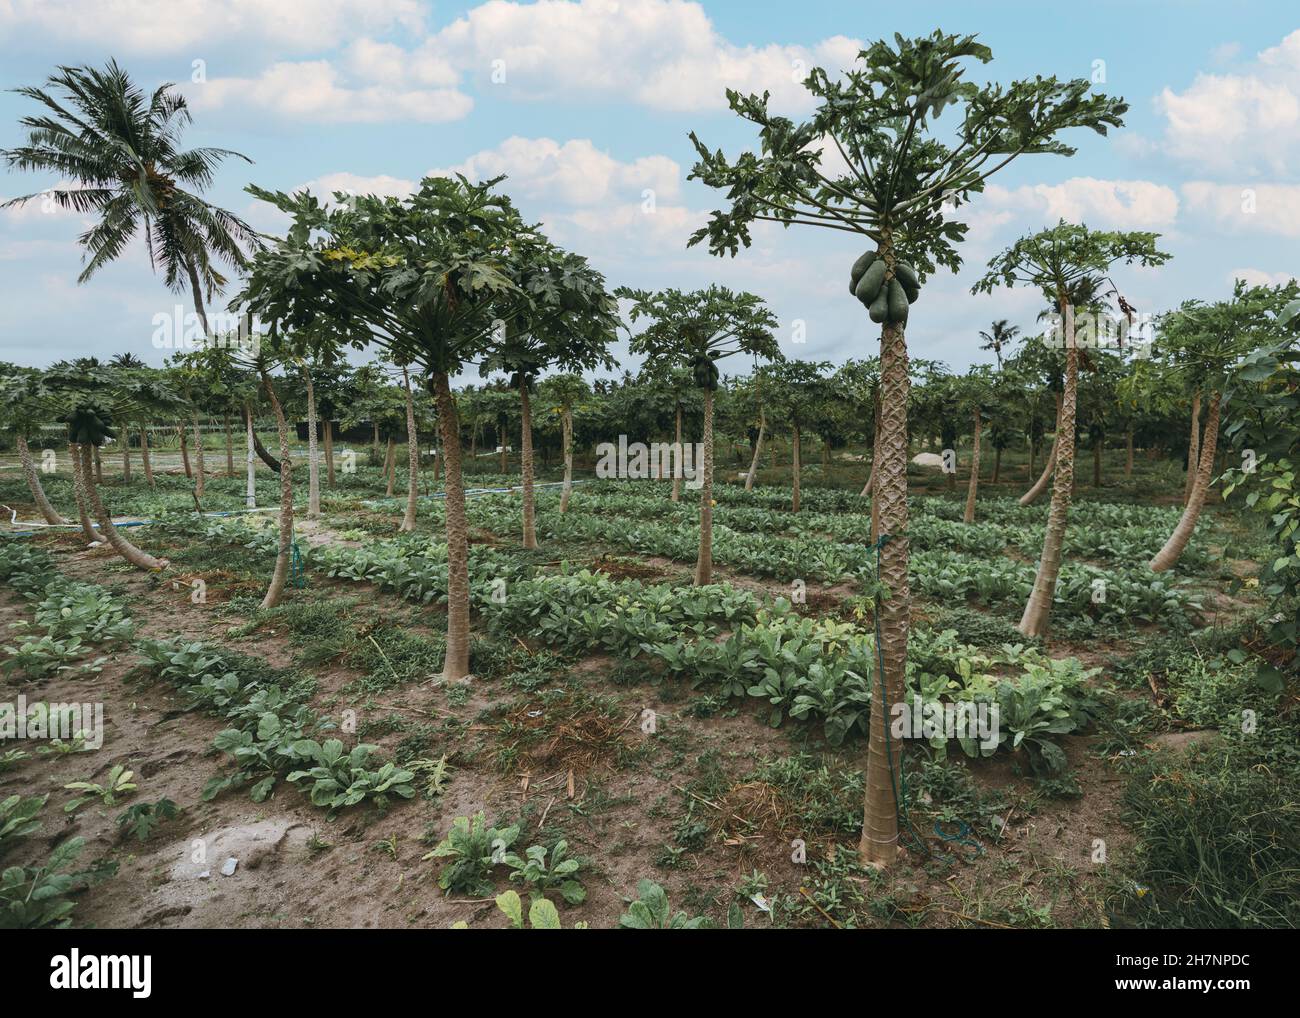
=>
[371,422,380,465]
[1125,428,1134,478]
[304,369,320,519]
[1151,392,1221,572]
[1019,315,1080,638]
[79,444,166,571]
[1028,438,1036,479]
[433,372,471,681]
[499,425,507,474]
[244,404,257,509]
[93,445,103,485]
[384,436,396,497]
[179,424,191,478]
[861,304,910,870]
[791,421,802,513]
[17,435,65,525]
[693,389,715,586]
[224,414,234,476]
[401,368,419,533]
[672,403,683,503]
[191,411,205,504]
[68,443,97,541]
[259,369,294,609]
[324,419,335,488]
[744,406,765,493]
[963,410,981,524]
[1183,392,1201,506]
[861,406,880,497]
[140,424,154,487]
[119,421,131,483]
[1020,393,1062,506]
[560,405,574,514]
[519,381,538,549]
[1093,439,1102,488]
[992,445,1002,484]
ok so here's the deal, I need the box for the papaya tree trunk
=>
[1125,428,1134,478]
[371,422,380,465]
[433,372,471,681]
[68,442,98,541]
[259,369,294,609]
[17,434,65,525]
[1151,393,1221,572]
[191,411,205,504]
[179,424,191,478]
[119,421,131,484]
[519,381,537,549]
[224,414,234,475]
[304,368,320,519]
[324,419,335,488]
[1019,311,1080,637]
[1093,438,1102,488]
[992,445,1002,484]
[79,444,165,570]
[560,405,574,514]
[401,368,419,532]
[93,445,103,485]
[498,424,507,474]
[963,410,981,524]
[252,432,281,473]
[861,405,880,497]
[861,299,910,870]
[745,406,765,493]
[672,403,683,503]
[384,436,396,497]
[244,404,257,509]
[1184,391,1201,506]
[1020,392,1062,506]
[693,389,715,585]
[791,421,802,513]
[140,423,154,487]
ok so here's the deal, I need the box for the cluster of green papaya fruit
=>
[691,355,720,391]
[63,404,117,446]
[849,252,920,325]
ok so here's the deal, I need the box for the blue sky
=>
[0,0,1296,378]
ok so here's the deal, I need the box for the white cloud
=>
[979,178,1180,229]
[1228,267,1298,288]
[1151,29,1300,175]
[427,0,861,112]
[189,61,473,123]
[0,0,425,53]
[298,172,418,202]
[1183,181,1300,237]
[433,136,680,205]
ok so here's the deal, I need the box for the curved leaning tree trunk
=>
[518,381,538,549]
[963,410,982,524]
[140,423,154,487]
[16,435,65,525]
[693,388,715,585]
[560,405,575,514]
[304,369,321,519]
[671,403,683,503]
[744,405,765,493]
[861,308,911,870]
[1151,392,1221,572]
[1020,392,1062,506]
[1019,340,1081,638]
[259,370,294,610]
[433,372,471,681]
[68,442,98,541]
[1183,391,1201,506]
[78,444,166,570]
[791,421,802,513]
[400,368,419,532]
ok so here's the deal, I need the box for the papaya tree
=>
[958,365,996,522]
[1149,280,1297,572]
[688,30,1127,867]
[617,286,781,584]
[765,359,832,512]
[537,373,595,513]
[0,367,66,525]
[975,222,1170,634]
[482,253,617,548]
[237,175,601,681]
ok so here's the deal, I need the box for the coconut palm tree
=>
[1,61,259,331]
[978,319,1020,370]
